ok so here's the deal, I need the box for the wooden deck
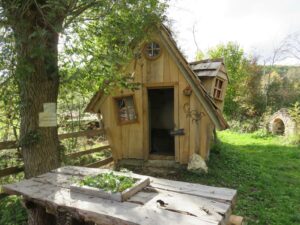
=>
[3,166,237,225]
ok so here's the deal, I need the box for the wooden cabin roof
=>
[158,25,228,130]
[189,59,229,81]
[85,24,229,130]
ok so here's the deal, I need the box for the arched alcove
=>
[272,118,285,135]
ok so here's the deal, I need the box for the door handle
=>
[170,128,185,136]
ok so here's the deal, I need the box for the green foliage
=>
[19,130,40,147]
[207,42,251,117]
[288,102,300,145]
[289,101,300,124]
[79,172,137,193]
[204,42,300,130]
[0,196,27,225]
[60,0,167,97]
[195,50,204,61]
[228,118,262,133]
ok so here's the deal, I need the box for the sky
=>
[166,0,300,65]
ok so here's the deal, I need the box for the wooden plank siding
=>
[97,32,215,165]
[178,73,190,164]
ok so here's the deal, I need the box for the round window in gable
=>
[144,42,161,60]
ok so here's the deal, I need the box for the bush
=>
[228,118,262,133]
[285,135,300,146]
[0,196,27,225]
[287,102,300,145]
[251,129,274,139]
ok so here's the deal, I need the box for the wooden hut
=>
[85,25,229,166]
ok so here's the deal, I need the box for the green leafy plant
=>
[0,196,27,225]
[79,172,137,193]
[288,102,300,145]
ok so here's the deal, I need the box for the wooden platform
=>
[3,166,237,225]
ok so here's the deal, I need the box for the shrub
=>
[288,102,300,145]
[0,196,27,225]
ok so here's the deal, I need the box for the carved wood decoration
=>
[183,103,205,123]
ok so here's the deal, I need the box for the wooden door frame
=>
[143,82,179,160]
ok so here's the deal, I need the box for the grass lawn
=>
[0,131,299,224]
[174,131,300,225]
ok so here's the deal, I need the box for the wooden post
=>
[24,201,56,225]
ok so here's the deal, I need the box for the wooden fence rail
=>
[0,129,106,151]
[0,129,111,179]
[0,141,18,151]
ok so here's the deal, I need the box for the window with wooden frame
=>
[143,42,161,60]
[114,95,138,124]
[213,78,224,100]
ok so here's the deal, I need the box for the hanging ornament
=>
[183,86,192,96]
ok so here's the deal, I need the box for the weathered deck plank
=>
[30,172,231,220]
[3,166,237,225]
[54,166,237,204]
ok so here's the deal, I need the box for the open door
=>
[148,88,175,156]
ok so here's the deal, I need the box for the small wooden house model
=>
[85,25,229,166]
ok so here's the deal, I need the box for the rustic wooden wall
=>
[98,34,214,164]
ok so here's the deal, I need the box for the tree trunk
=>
[26,202,56,225]
[19,54,61,178]
[13,13,62,179]
[2,2,65,224]
[17,32,61,178]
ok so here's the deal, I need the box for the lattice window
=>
[213,78,224,100]
[115,96,138,124]
[144,42,161,59]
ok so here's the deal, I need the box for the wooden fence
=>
[0,128,112,181]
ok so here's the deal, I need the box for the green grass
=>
[173,131,300,225]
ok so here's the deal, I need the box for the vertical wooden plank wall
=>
[99,33,214,163]
[178,72,190,163]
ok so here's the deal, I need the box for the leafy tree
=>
[207,42,248,117]
[288,102,300,144]
[235,58,265,119]
[0,1,166,223]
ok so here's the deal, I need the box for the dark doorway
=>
[148,88,174,155]
[272,118,285,135]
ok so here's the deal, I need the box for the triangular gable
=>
[85,24,229,130]
[158,24,228,130]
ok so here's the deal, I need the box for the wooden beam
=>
[0,166,24,178]
[0,129,106,151]
[0,141,18,151]
[58,129,105,140]
[66,145,110,159]
[0,192,8,199]
[85,157,113,168]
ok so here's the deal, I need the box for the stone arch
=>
[268,108,297,136]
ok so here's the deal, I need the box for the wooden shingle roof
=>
[189,59,228,80]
